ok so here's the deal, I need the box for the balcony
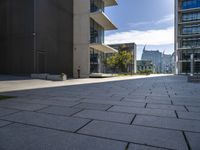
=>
[90,11,117,30]
[103,0,118,7]
[90,43,118,53]
[179,7,200,13]
[178,33,200,38]
[179,20,200,25]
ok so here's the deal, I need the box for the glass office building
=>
[89,0,117,74]
[175,0,200,74]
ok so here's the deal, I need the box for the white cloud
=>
[156,14,174,24]
[105,26,174,46]
[128,14,174,28]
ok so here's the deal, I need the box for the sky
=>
[105,0,174,60]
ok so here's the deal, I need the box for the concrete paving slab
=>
[12,98,80,107]
[123,99,172,105]
[81,99,145,108]
[187,106,200,113]
[0,100,48,111]
[109,106,176,118]
[1,111,90,132]
[147,103,186,111]
[173,101,200,107]
[0,123,127,150]
[73,102,112,110]
[177,111,200,121]
[74,110,134,124]
[186,132,200,150]
[134,115,200,132]
[0,107,19,117]
[38,106,82,116]
[78,120,188,150]
[128,144,167,150]
[0,120,11,127]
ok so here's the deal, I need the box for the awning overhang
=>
[90,11,117,30]
[90,43,118,53]
[103,0,118,7]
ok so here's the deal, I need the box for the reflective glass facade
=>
[90,19,104,44]
[90,48,106,73]
[182,0,200,9]
[90,0,106,73]
[90,0,105,12]
[181,38,200,48]
[182,12,200,22]
[182,24,200,34]
[176,0,200,74]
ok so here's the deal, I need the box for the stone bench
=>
[31,74,67,81]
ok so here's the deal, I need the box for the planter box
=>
[31,74,49,80]
[47,74,67,81]
[188,75,200,83]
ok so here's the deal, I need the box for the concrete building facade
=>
[0,0,74,76]
[0,0,117,78]
[73,0,117,78]
[175,0,200,74]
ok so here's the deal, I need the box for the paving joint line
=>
[78,132,173,150]
[144,103,147,108]
[0,122,15,128]
[69,109,85,117]
[34,105,52,112]
[184,106,189,112]
[0,110,23,118]
[105,105,114,111]
[130,115,137,125]
[74,119,93,133]
[182,131,191,150]
[174,110,179,119]
[125,143,130,150]
[132,123,200,134]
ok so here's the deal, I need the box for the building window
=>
[182,12,200,22]
[90,0,104,12]
[182,0,200,10]
[181,38,200,48]
[182,24,200,34]
[90,19,104,44]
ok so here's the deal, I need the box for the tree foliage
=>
[105,50,132,72]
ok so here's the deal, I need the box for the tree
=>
[105,50,132,73]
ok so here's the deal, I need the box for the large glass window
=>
[182,12,200,22]
[182,0,200,9]
[90,0,104,12]
[181,38,200,47]
[182,24,200,34]
[90,19,104,44]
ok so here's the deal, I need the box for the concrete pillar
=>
[191,54,194,76]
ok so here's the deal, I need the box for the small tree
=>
[105,50,132,73]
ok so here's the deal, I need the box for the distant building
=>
[137,60,154,73]
[141,47,162,73]
[109,43,137,73]
[162,54,173,73]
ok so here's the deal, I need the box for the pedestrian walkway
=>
[0,75,199,150]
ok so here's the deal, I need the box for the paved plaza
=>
[0,75,200,150]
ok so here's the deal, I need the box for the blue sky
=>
[105,0,174,60]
